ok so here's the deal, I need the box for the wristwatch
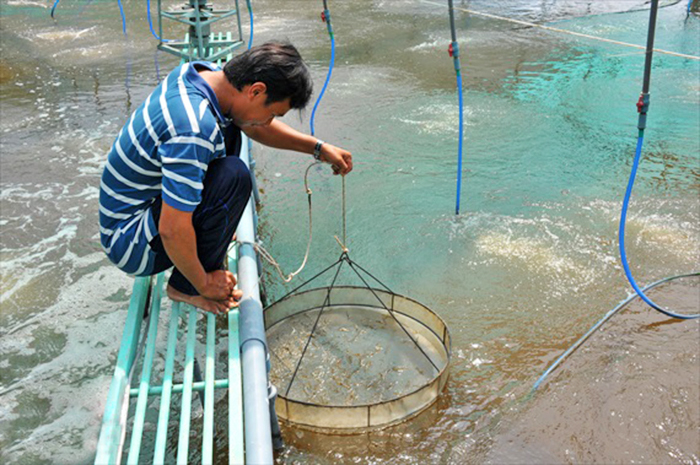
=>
[313,139,324,161]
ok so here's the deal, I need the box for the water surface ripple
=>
[0,1,698,464]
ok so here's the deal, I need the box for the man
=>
[99,42,352,314]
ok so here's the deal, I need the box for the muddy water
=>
[1,0,698,464]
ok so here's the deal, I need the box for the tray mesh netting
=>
[264,256,451,432]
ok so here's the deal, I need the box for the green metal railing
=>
[95,245,245,464]
[157,0,245,62]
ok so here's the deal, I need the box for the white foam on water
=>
[394,102,475,135]
[1,222,79,301]
[51,43,115,60]
[477,231,593,280]
[588,198,700,261]
[0,180,102,302]
[442,196,699,304]
[6,0,47,7]
[326,66,399,97]
[629,215,700,260]
[408,38,442,52]
[35,26,98,42]
[0,260,132,464]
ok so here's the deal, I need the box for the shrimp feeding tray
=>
[264,255,451,433]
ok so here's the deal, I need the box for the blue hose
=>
[447,0,465,215]
[117,0,127,37]
[147,0,171,42]
[246,0,254,49]
[310,7,335,137]
[50,0,60,18]
[533,0,698,394]
[455,71,464,215]
[618,133,700,319]
[51,0,125,37]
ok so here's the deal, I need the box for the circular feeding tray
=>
[265,286,451,433]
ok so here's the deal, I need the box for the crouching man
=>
[99,42,352,314]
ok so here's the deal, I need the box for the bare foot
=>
[167,284,236,315]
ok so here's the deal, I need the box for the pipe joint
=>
[636,93,650,130]
[448,41,460,59]
[636,92,650,114]
[322,10,333,34]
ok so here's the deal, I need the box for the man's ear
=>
[249,82,267,98]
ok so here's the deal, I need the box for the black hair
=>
[223,42,313,109]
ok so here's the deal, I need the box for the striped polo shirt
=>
[99,61,227,276]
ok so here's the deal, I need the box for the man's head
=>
[223,42,313,111]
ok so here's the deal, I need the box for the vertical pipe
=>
[617,0,699,320]
[235,0,243,43]
[268,384,284,450]
[447,0,465,215]
[636,0,658,133]
[194,0,205,59]
[246,0,254,49]
[157,0,164,44]
[641,0,659,95]
[309,0,335,137]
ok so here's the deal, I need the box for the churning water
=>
[1,0,698,464]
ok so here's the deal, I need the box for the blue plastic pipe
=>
[117,0,127,37]
[448,0,465,215]
[455,70,464,215]
[618,0,699,319]
[618,134,700,319]
[310,1,335,137]
[50,0,60,18]
[147,0,171,42]
[246,0,254,49]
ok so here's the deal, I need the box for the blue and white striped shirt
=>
[99,61,227,276]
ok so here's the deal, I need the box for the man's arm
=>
[243,119,353,175]
[158,203,234,302]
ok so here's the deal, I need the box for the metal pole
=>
[636,0,659,132]
[268,383,285,450]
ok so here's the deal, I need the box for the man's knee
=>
[204,156,252,200]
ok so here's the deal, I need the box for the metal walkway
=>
[95,137,273,464]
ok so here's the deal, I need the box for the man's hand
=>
[242,120,353,175]
[199,269,237,301]
[320,143,353,176]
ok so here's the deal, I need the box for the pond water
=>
[1,0,698,464]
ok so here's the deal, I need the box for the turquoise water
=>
[1,0,698,463]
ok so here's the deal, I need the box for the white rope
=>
[341,174,347,248]
[332,174,349,254]
[421,0,700,61]
[236,165,350,281]
[247,162,321,283]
